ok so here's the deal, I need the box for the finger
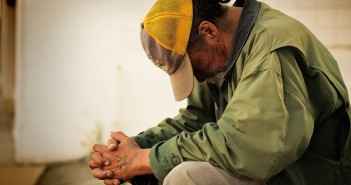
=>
[91,152,110,167]
[93,144,109,153]
[91,168,114,180]
[107,138,118,151]
[88,159,110,169]
[110,131,129,143]
[88,160,100,169]
[104,179,121,185]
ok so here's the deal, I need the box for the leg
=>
[163,161,263,185]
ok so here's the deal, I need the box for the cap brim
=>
[169,52,194,101]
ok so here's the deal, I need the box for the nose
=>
[193,71,206,82]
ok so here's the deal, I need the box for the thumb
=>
[110,131,129,143]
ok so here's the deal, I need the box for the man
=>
[89,0,351,184]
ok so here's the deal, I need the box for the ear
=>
[198,21,220,43]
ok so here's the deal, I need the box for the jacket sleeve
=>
[148,47,315,182]
[133,80,217,149]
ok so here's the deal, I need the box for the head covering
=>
[140,0,193,101]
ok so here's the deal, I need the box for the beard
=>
[206,40,230,87]
[207,71,226,87]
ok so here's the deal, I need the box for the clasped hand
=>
[89,131,152,185]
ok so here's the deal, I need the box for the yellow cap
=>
[140,0,193,101]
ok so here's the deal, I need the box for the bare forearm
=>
[136,149,152,176]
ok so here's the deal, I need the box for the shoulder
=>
[248,2,312,51]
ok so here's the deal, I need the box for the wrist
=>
[136,149,152,175]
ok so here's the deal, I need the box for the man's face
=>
[188,41,229,84]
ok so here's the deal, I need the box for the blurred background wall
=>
[0,0,350,164]
[12,0,186,163]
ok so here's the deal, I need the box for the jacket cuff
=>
[132,135,152,149]
[149,136,183,182]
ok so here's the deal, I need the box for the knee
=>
[163,162,205,185]
[163,162,263,185]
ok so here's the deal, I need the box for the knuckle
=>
[104,179,113,185]
[88,161,94,168]
[92,144,99,151]
[92,168,106,180]
[91,152,99,160]
[107,138,115,144]
[88,160,99,169]
[91,170,99,178]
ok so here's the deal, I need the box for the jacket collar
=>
[224,0,260,80]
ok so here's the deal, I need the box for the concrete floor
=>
[37,159,101,185]
[0,111,14,164]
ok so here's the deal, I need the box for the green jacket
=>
[134,0,351,184]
